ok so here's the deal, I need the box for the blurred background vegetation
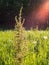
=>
[0,0,46,29]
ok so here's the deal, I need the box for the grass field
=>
[0,30,49,65]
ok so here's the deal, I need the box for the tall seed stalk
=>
[14,7,28,65]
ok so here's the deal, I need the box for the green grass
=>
[24,30,49,65]
[0,30,49,65]
[0,30,15,65]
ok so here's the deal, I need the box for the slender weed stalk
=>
[14,6,28,65]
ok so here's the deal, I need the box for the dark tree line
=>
[0,0,44,15]
[0,0,30,29]
[0,0,48,29]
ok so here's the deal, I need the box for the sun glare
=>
[31,0,49,22]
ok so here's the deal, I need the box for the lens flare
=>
[25,0,49,29]
[31,0,49,23]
